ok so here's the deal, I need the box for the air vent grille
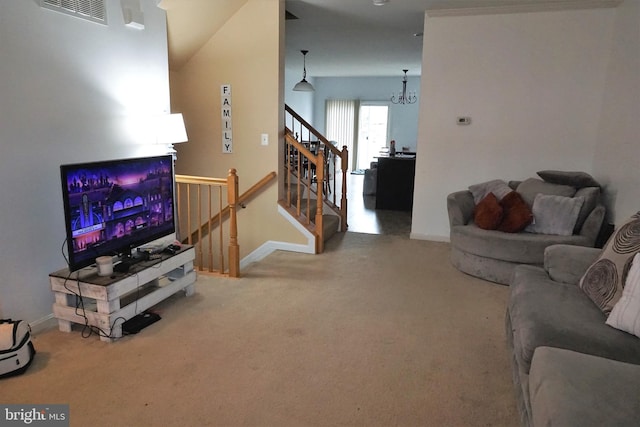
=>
[41,0,107,24]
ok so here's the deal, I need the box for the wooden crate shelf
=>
[49,246,196,342]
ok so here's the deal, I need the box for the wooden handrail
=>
[241,171,278,202]
[180,171,277,246]
[285,105,345,161]
[175,174,228,185]
[175,169,242,277]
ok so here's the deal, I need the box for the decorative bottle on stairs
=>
[389,140,396,156]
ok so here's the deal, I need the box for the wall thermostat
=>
[457,117,471,125]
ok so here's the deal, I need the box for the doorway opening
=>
[356,103,389,171]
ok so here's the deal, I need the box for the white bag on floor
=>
[0,319,35,378]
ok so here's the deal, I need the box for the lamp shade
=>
[156,113,188,144]
[293,79,314,92]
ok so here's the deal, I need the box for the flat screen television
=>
[60,155,176,273]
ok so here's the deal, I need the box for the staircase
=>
[281,105,349,253]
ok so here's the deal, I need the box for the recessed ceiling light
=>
[373,0,389,6]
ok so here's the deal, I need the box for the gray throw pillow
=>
[537,170,601,188]
[525,194,584,236]
[468,179,512,204]
[579,212,640,315]
[516,178,576,207]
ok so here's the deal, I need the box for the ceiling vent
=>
[41,0,107,25]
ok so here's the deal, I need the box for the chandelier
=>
[391,69,417,105]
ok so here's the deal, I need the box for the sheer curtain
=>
[325,99,358,171]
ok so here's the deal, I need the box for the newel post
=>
[315,150,324,254]
[227,168,240,277]
[340,145,349,232]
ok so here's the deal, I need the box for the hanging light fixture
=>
[293,50,314,92]
[391,69,417,105]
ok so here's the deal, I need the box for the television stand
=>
[113,254,146,273]
[49,245,196,342]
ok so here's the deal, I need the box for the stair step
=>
[285,197,341,243]
[322,214,340,242]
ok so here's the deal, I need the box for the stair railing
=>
[175,169,240,277]
[284,105,349,236]
[283,131,325,253]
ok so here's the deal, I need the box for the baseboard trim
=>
[238,205,317,269]
[410,232,450,242]
[30,314,57,334]
[240,240,315,270]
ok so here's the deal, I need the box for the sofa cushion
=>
[508,265,640,375]
[525,194,584,236]
[573,186,600,232]
[579,212,640,315]
[536,170,601,188]
[497,191,533,233]
[544,245,601,285]
[516,178,576,208]
[607,253,640,338]
[473,193,503,230]
[451,224,590,265]
[468,179,512,204]
[529,347,640,427]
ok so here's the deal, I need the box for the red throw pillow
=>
[497,191,533,233]
[474,193,504,230]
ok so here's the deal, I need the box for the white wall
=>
[592,0,640,223]
[412,7,617,241]
[0,1,170,323]
[312,76,421,152]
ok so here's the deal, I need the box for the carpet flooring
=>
[1,233,518,427]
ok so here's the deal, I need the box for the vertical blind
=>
[325,99,358,171]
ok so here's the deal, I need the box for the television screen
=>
[60,155,176,272]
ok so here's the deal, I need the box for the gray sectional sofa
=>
[506,243,640,427]
[448,172,606,285]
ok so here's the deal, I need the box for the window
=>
[326,100,391,171]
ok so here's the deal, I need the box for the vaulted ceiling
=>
[161,0,621,77]
[159,0,247,71]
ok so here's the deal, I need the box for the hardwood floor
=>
[344,172,412,237]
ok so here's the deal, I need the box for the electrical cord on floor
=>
[60,272,124,340]
[59,238,127,340]
[57,239,173,340]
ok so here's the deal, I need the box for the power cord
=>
[61,272,126,340]
[58,238,168,340]
[60,238,125,340]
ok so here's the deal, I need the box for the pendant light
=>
[293,50,314,92]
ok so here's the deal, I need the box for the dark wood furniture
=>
[375,155,416,211]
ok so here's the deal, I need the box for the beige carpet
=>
[1,232,518,427]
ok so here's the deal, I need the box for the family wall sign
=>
[221,84,232,153]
